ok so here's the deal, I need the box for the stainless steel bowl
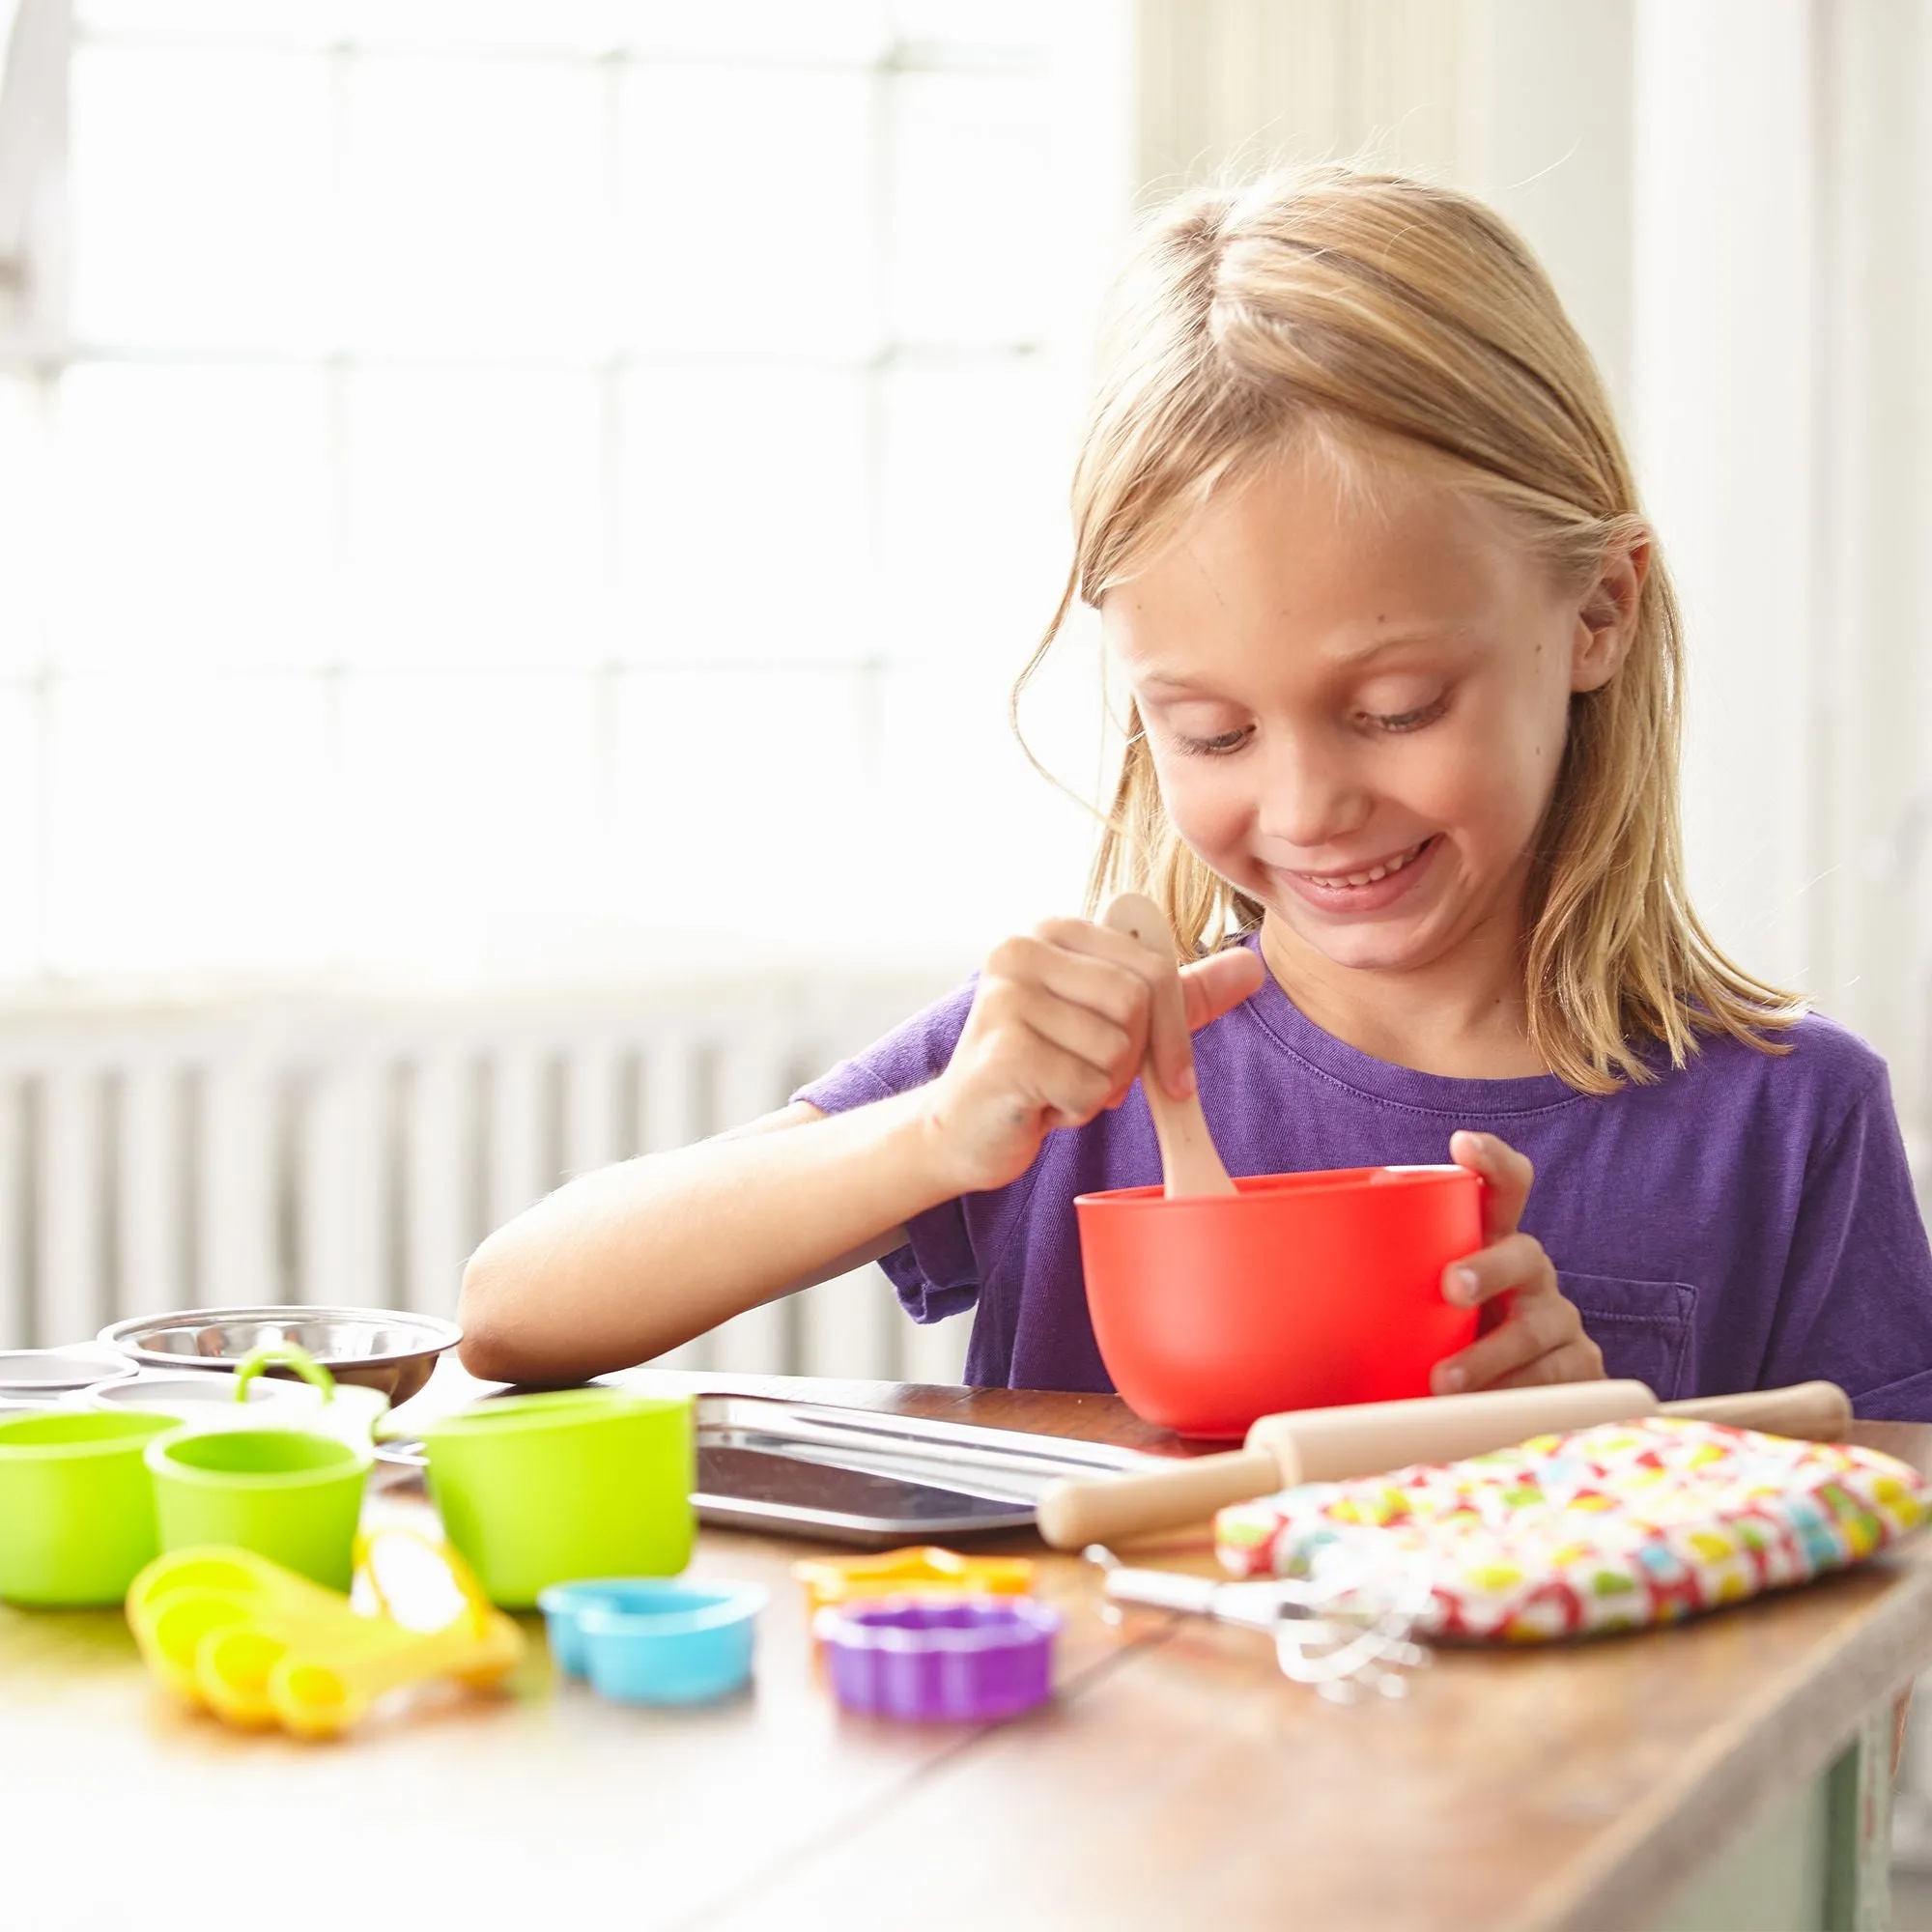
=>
[81,1366,395,1448]
[97,1306,462,1406]
[0,1347,139,1400]
[84,1369,311,1413]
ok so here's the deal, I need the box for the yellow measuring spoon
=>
[129,1533,522,1736]
[258,1532,524,1739]
[179,1530,523,1739]
[127,1546,366,1708]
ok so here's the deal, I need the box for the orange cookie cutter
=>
[792,1545,1037,1618]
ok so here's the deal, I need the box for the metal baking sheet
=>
[689,1394,1159,1546]
[693,1446,1040,1544]
[380,1392,1162,1548]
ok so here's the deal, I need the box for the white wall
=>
[1627,0,1931,1157]
[1629,0,1819,992]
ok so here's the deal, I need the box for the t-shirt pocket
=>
[1558,1272,1698,1400]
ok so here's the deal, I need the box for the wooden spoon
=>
[1100,892,1237,1199]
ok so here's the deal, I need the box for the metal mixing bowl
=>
[0,1347,139,1400]
[97,1306,462,1406]
[85,1369,313,1413]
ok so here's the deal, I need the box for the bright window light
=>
[0,1,1128,980]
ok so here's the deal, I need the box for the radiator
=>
[0,972,970,1385]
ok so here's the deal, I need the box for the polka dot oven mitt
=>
[1214,1415,1929,1642]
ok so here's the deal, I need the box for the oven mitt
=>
[1214,1415,1928,1642]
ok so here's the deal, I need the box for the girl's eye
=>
[1172,725,1254,756]
[1365,694,1449,734]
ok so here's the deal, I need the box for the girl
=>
[458,167,1932,1419]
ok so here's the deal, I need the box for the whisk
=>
[1084,1542,1433,1702]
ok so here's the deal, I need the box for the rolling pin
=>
[1034,1378,1852,1550]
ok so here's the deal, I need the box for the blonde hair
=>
[1014,166,1802,1094]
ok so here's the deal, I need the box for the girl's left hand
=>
[1430,1130,1605,1393]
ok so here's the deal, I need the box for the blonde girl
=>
[459,167,1932,1419]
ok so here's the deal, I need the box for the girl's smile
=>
[1271,831,1443,916]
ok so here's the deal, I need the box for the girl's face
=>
[1103,448,1633,980]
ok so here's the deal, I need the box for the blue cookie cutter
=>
[537,1577,768,1705]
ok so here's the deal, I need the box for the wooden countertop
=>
[5,1371,1930,1932]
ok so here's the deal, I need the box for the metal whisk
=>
[1084,1543,1433,1702]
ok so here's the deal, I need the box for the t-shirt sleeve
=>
[790,980,980,1325]
[1760,1062,1932,1419]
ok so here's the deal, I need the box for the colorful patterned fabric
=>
[1214,1417,1929,1643]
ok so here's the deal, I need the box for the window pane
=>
[77,1,327,37]
[344,0,621,46]
[321,1,627,50]
[335,674,604,970]
[0,380,47,677]
[43,674,335,973]
[53,367,332,672]
[71,47,333,350]
[619,368,869,663]
[343,370,605,670]
[888,71,1056,345]
[892,0,1048,56]
[0,687,42,977]
[78,0,626,46]
[876,361,1071,664]
[618,66,877,355]
[612,666,871,939]
[874,661,1092,945]
[621,0,888,60]
[43,11,1117,979]
[342,56,608,356]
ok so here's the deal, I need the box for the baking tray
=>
[691,1395,1160,1545]
[382,1392,1163,1548]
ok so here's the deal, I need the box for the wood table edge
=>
[1513,1548,1932,1932]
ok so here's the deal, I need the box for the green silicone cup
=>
[421,1389,695,1609]
[146,1427,372,1593]
[0,1409,179,1606]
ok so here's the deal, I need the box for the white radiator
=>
[0,972,971,1385]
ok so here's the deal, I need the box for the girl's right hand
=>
[918,917,1267,1196]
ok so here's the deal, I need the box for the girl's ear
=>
[1571,530,1650,694]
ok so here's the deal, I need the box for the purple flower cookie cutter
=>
[813,1597,1062,1721]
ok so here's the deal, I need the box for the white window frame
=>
[0,4,1133,981]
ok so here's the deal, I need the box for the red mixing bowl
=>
[1074,1165,1483,1438]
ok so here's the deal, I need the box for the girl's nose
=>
[1255,733,1372,852]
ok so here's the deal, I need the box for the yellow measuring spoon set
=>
[126,1528,525,1739]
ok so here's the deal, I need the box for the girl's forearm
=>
[455,1091,955,1384]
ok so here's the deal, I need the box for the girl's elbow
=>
[454,1320,518,1385]
[455,1238,534,1382]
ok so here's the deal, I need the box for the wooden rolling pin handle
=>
[1661,1380,1851,1441]
[1036,1448,1285,1552]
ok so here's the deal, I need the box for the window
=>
[0,0,1127,979]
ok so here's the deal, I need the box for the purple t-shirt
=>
[794,940,1932,1419]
